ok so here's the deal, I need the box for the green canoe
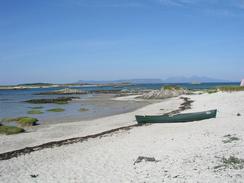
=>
[136,109,217,124]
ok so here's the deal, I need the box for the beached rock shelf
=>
[37,88,88,95]
[141,86,188,99]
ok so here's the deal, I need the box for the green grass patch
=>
[1,117,38,126]
[0,126,25,135]
[218,86,244,92]
[206,89,218,94]
[162,85,182,90]
[30,106,43,109]
[27,110,44,115]
[47,108,65,112]
[79,108,89,112]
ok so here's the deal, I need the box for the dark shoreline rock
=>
[25,97,79,104]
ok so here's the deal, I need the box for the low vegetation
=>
[47,108,65,112]
[218,86,244,92]
[0,126,25,135]
[162,85,182,90]
[79,108,89,112]
[206,89,218,94]
[1,117,38,126]
[27,110,44,114]
[25,97,79,104]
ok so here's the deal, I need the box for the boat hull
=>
[136,109,217,124]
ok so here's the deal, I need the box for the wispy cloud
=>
[236,0,244,9]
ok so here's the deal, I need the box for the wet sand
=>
[43,94,155,124]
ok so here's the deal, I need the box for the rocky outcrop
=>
[37,88,88,95]
[25,97,79,104]
[141,86,188,99]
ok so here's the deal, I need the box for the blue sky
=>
[0,0,244,84]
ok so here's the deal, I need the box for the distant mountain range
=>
[78,79,163,84]
[78,76,229,84]
[162,76,228,83]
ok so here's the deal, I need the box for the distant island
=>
[0,82,130,90]
[0,76,235,90]
[78,76,230,84]
[162,76,229,83]
[77,79,163,84]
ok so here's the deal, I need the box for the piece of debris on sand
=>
[134,156,160,165]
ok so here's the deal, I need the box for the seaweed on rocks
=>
[25,97,79,104]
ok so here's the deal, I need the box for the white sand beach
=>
[1,92,244,182]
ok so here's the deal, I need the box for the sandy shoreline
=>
[0,93,153,126]
[0,95,181,153]
[1,92,244,182]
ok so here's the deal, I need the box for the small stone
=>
[30,174,39,178]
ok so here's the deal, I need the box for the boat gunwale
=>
[135,109,217,123]
[135,109,217,118]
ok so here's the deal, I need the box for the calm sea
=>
[0,82,239,125]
